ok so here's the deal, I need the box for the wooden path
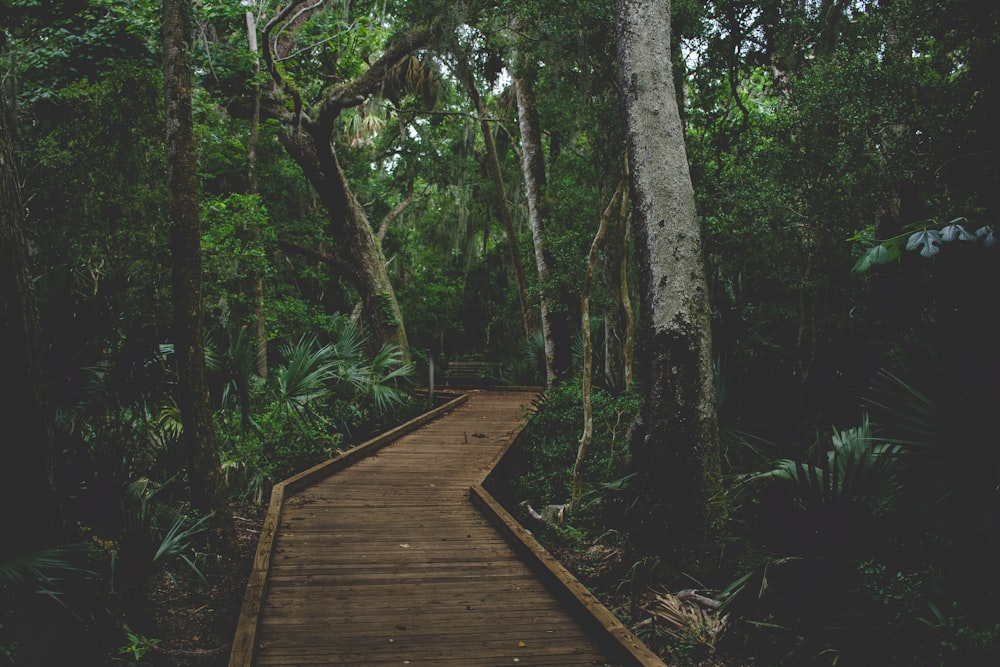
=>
[231,390,660,667]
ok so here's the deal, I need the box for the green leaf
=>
[852,243,895,273]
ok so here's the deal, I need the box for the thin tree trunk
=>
[619,185,636,392]
[510,41,570,385]
[462,66,533,338]
[603,160,632,393]
[164,0,235,551]
[0,68,63,559]
[246,9,268,378]
[614,0,725,561]
[572,181,624,505]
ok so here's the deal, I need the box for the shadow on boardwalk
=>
[230,390,658,667]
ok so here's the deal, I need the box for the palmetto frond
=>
[754,416,901,514]
[274,334,336,411]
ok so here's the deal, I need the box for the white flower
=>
[906,229,942,258]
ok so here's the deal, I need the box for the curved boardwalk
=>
[238,390,623,666]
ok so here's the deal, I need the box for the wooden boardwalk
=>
[230,390,649,667]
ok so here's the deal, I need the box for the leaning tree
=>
[252,1,450,361]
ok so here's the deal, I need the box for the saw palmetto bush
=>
[217,320,414,502]
[753,416,901,521]
[731,350,1000,665]
[864,356,1000,643]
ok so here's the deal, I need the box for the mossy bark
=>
[614,0,726,564]
[164,0,235,552]
[0,64,63,560]
[278,125,410,361]
[260,11,431,362]
[511,49,571,386]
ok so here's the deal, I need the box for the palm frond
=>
[275,334,336,410]
[0,543,94,587]
[753,416,901,513]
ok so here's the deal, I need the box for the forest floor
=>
[144,505,263,667]
[545,541,740,667]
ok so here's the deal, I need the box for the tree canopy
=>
[1,0,997,663]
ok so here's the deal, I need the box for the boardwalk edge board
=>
[228,392,470,667]
[469,405,668,667]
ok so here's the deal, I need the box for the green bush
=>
[511,383,638,509]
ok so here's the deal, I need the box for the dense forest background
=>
[1,0,997,665]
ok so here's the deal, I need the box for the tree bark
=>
[510,41,571,386]
[0,68,63,560]
[164,0,235,551]
[461,64,534,339]
[246,9,268,378]
[259,5,431,361]
[614,0,725,561]
[277,124,410,360]
[603,164,632,393]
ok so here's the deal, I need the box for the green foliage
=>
[114,478,210,588]
[852,217,996,272]
[499,330,547,386]
[752,417,901,517]
[201,193,275,329]
[733,348,1000,664]
[510,383,638,508]
[216,319,414,502]
[9,0,159,104]
[117,631,158,664]
[0,542,98,663]
[0,543,94,591]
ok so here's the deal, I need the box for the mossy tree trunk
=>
[614,0,725,562]
[164,0,235,551]
[245,8,268,378]
[257,3,434,362]
[0,59,63,560]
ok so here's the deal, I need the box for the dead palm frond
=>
[640,588,729,650]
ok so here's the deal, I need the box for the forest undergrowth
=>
[498,378,1000,667]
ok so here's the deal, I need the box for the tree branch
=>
[277,238,352,275]
[317,20,439,131]
[377,179,414,244]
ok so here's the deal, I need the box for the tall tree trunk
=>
[510,41,571,385]
[461,64,534,339]
[0,66,62,560]
[246,8,268,378]
[163,0,234,550]
[614,0,725,561]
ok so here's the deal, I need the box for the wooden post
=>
[428,351,435,401]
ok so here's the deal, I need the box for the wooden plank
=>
[228,481,287,667]
[469,483,666,667]
[231,390,651,667]
[229,393,468,667]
